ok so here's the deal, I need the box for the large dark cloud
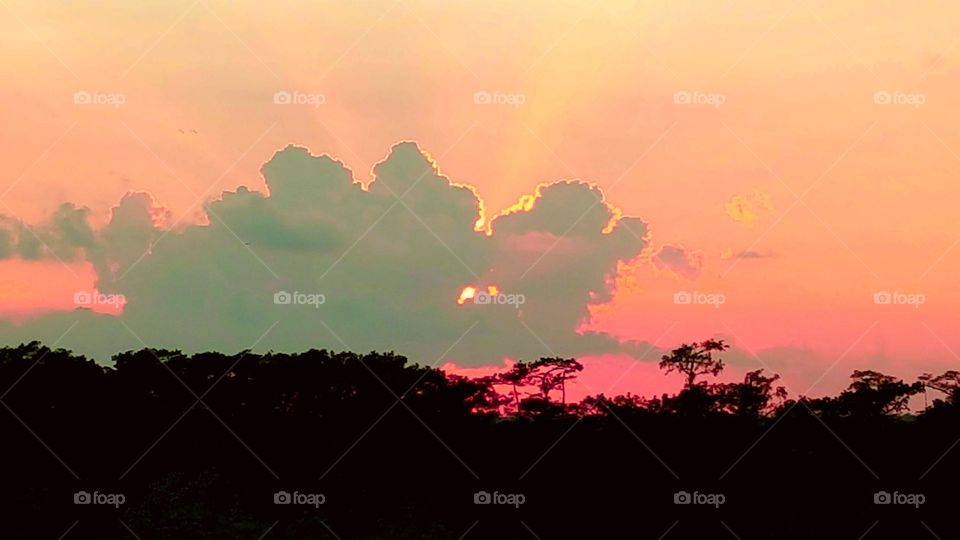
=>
[0,142,656,365]
[0,204,95,262]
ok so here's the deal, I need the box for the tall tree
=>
[496,361,532,416]
[527,357,584,404]
[659,339,728,388]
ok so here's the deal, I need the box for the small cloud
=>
[653,245,703,279]
[725,189,773,226]
[720,248,773,260]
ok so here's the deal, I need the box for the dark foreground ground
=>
[0,344,957,539]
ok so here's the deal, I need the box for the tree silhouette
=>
[715,369,787,417]
[919,370,960,406]
[838,370,923,416]
[659,339,728,388]
[2,340,959,539]
[526,357,584,404]
[495,361,532,416]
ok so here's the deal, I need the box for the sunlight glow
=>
[456,285,500,305]
[457,286,478,305]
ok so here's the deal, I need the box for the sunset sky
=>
[1,0,959,399]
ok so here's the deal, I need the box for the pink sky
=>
[1,0,958,398]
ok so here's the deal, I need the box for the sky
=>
[1,0,959,399]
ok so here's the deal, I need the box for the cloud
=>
[725,189,773,226]
[735,250,770,259]
[0,142,658,366]
[720,248,774,260]
[0,205,94,262]
[652,244,703,279]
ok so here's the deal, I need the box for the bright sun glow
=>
[456,285,499,305]
[457,286,478,305]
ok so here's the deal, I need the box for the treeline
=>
[0,340,957,539]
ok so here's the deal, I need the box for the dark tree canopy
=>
[0,340,956,539]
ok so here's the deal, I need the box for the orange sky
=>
[1,0,959,394]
